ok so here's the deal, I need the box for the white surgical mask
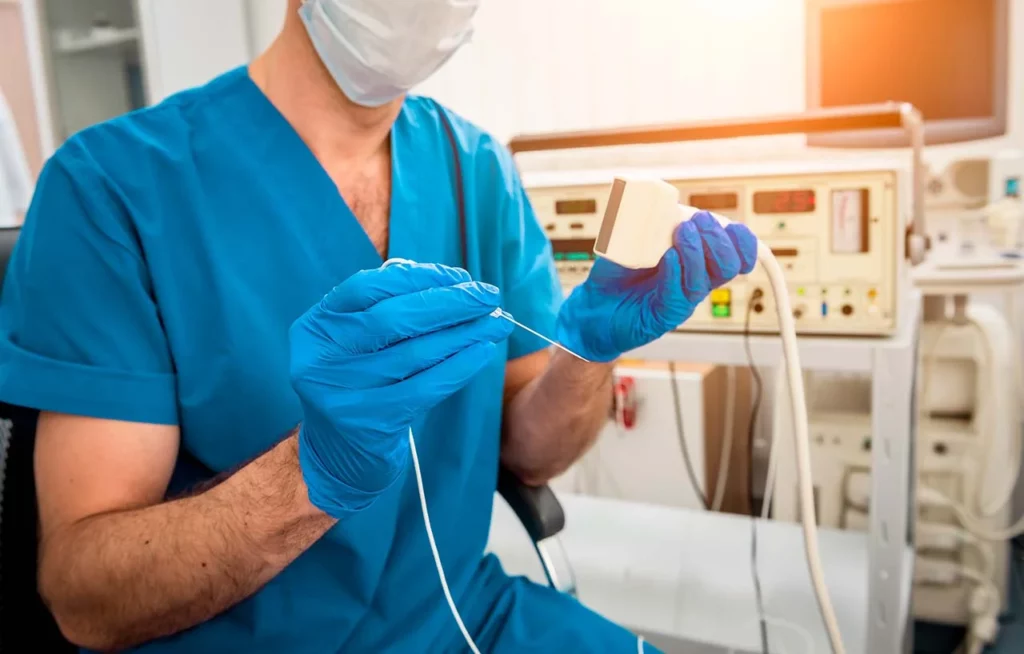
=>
[299,0,479,107]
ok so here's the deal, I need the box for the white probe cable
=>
[973,309,1019,518]
[919,486,1024,541]
[759,243,845,653]
[691,207,844,653]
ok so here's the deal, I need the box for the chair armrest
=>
[497,466,565,542]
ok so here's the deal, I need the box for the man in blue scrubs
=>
[0,1,757,652]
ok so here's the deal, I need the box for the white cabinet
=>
[25,0,251,153]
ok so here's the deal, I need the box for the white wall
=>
[248,0,1024,171]
[424,0,1024,172]
[137,0,251,104]
[420,1,803,144]
[246,0,287,55]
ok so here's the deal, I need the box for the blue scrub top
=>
[0,67,564,652]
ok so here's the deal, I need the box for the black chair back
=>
[0,227,74,651]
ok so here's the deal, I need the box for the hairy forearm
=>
[502,349,614,485]
[39,434,336,651]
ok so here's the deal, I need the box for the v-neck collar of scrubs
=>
[235,66,415,269]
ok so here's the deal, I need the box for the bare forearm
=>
[40,434,336,651]
[502,349,614,484]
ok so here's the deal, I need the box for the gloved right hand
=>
[289,260,513,519]
[556,212,757,362]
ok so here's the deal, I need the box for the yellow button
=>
[867,288,878,299]
[710,288,731,304]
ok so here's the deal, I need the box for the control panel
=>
[526,161,907,336]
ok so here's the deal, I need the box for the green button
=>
[712,303,731,318]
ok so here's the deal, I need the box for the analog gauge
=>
[831,189,869,254]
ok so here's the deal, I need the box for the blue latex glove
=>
[556,212,758,362]
[289,260,514,519]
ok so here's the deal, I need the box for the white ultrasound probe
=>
[595,177,845,653]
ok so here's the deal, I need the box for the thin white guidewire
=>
[492,309,591,363]
[409,427,482,654]
[412,428,646,654]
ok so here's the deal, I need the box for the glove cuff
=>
[297,425,398,520]
[556,289,621,363]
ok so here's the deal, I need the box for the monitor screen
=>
[808,0,1006,147]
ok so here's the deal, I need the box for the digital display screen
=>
[690,192,739,211]
[753,189,816,214]
[552,238,596,262]
[555,199,598,215]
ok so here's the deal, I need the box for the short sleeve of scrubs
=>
[0,140,177,425]
[490,143,563,360]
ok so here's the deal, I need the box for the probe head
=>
[594,177,680,270]
[594,177,735,270]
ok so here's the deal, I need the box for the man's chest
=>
[330,157,393,258]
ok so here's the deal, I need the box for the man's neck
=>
[248,14,402,167]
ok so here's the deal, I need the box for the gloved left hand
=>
[289,261,513,519]
[556,212,758,362]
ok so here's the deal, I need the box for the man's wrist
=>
[206,432,336,570]
[549,347,616,383]
[278,433,329,521]
[243,433,331,523]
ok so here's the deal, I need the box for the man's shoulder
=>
[52,67,251,178]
